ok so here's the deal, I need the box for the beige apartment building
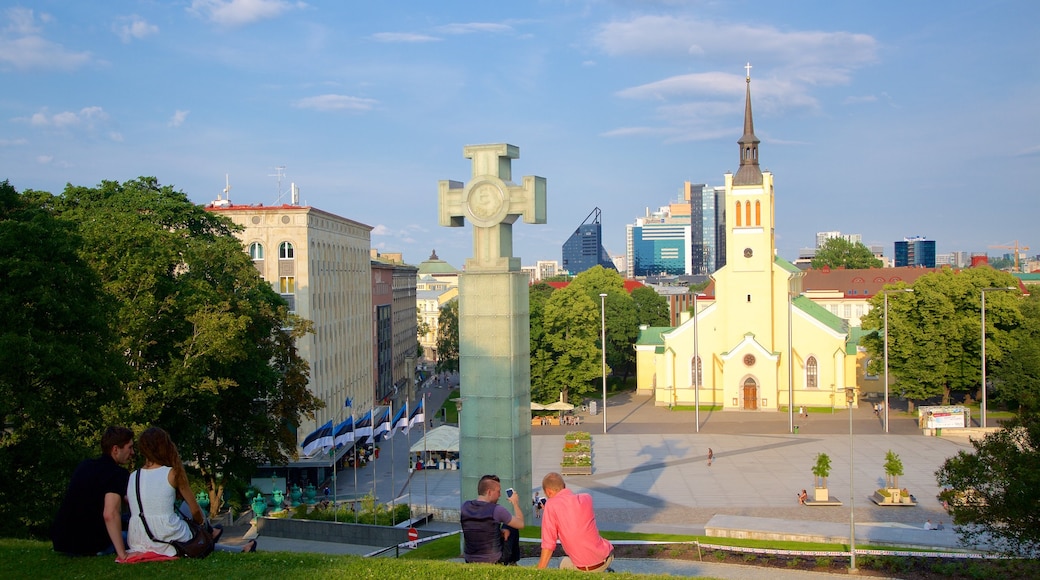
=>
[207,200,374,447]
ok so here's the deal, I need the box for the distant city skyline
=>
[3,2,1037,270]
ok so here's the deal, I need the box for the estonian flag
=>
[302,420,333,456]
[407,398,425,432]
[333,416,354,448]
[388,402,408,439]
[354,410,373,440]
[373,407,391,441]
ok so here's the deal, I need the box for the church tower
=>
[717,66,777,349]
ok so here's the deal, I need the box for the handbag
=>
[134,470,215,559]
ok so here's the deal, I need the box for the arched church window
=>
[744,201,751,226]
[806,356,818,389]
[735,201,742,226]
[755,200,761,225]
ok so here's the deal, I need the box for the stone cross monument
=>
[438,143,545,519]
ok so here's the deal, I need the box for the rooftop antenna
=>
[269,165,286,204]
[290,182,300,205]
[211,173,232,207]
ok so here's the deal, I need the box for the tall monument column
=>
[438,143,546,519]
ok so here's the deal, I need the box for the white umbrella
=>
[544,401,574,411]
[531,401,546,410]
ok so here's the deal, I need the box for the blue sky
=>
[3,1,1038,270]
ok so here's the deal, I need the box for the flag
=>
[407,398,425,432]
[354,410,373,440]
[388,402,407,439]
[333,416,354,448]
[302,420,333,456]
[373,406,392,441]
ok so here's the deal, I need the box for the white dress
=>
[127,466,192,556]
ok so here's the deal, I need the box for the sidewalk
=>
[239,389,976,576]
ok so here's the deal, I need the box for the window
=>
[690,356,703,387]
[279,242,295,259]
[735,201,742,226]
[280,276,296,312]
[806,356,818,389]
[754,200,761,225]
[249,242,264,260]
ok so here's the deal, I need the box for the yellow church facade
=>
[636,73,859,412]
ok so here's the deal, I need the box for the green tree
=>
[812,453,831,489]
[538,285,603,403]
[810,237,882,269]
[435,298,459,373]
[992,292,1040,414]
[631,286,671,327]
[936,413,1040,556]
[0,181,124,537]
[49,177,321,516]
[883,450,904,489]
[416,308,431,359]
[529,282,557,402]
[570,267,638,382]
[860,268,1021,411]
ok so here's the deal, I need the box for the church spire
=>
[733,62,762,186]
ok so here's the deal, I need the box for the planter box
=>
[872,488,917,506]
[561,466,592,475]
[814,488,830,502]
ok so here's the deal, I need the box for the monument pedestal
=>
[458,271,532,519]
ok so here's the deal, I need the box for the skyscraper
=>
[561,207,616,275]
[686,182,726,274]
[894,236,936,267]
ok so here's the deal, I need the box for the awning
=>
[408,425,459,453]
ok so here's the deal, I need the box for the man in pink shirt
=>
[537,472,614,572]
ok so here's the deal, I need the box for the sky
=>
[3,1,1038,270]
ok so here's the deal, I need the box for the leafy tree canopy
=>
[936,413,1040,556]
[631,286,671,328]
[435,298,459,374]
[810,237,882,269]
[860,268,1021,411]
[536,285,603,403]
[992,292,1040,415]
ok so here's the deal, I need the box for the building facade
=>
[636,73,857,413]
[207,202,375,444]
[686,182,726,275]
[894,237,936,268]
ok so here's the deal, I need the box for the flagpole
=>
[352,411,358,524]
[390,400,396,526]
[423,392,428,516]
[371,402,377,503]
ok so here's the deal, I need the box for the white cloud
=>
[370,224,391,236]
[0,8,91,70]
[293,94,377,112]
[168,110,190,127]
[114,15,159,43]
[370,32,440,43]
[436,22,512,35]
[36,155,53,164]
[189,0,305,27]
[21,106,118,141]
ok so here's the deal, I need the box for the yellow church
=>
[636,73,858,412]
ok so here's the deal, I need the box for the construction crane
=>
[989,241,1031,272]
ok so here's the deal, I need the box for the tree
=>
[883,450,904,489]
[631,286,671,327]
[0,181,124,537]
[936,413,1040,556]
[570,267,638,381]
[812,453,831,489]
[537,285,603,403]
[435,298,459,373]
[416,309,431,359]
[860,268,1021,412]
[810,237,882,269]
[992,292,1040,415]
[48,177,322,516]
[529,282,557,402]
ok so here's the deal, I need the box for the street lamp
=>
[693,293,705,433]
[845,386,857,572]
[981,286,1016,428]
[787,289,794,434]
[600,293,608,435]
[882,288,913,434]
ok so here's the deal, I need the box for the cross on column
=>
[745,62,752,79]
[438,143,546,272]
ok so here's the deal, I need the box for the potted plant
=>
[811,453,831,502]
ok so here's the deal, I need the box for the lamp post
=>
[846,386,857,572]
[600,293,608,435]
[693,293,704,433]
[980,286,1016,428]
[882,288,913,434]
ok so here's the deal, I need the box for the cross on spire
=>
[745,62,752,80]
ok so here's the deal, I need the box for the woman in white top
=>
[127,427,253,555]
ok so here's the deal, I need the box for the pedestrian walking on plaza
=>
[707,448,713,466]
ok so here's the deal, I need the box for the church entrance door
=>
[743,378,758,410]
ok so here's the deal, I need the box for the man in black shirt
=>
[51,427,135,559]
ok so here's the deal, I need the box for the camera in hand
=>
[506,488,514,498]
